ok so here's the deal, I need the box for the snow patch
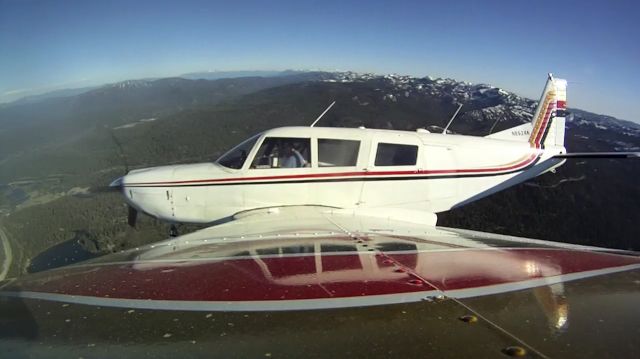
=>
[114,118,157,130]
[383,94,397,102]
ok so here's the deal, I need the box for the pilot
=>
[280,142,306,168]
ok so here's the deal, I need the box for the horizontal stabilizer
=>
[554,152,640,159]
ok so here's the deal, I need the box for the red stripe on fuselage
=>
[125,154,538,186]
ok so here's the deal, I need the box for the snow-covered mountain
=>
[318,71,640,150]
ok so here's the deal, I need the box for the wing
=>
[1,206,639,358]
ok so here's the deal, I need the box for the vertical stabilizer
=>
[529,74,567,149]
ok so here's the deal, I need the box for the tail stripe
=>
[534,100,556,149]
[529,93,557,149]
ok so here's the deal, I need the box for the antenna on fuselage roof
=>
[310,101,336,127]
[442,103,463,134]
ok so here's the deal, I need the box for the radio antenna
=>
[310,101,336,127]
[442,103,463,134]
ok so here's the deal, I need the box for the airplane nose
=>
[111,166,179,222]
[118,182,174,221]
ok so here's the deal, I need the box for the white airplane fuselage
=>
[119,126,565,225]
[116,75,568,226]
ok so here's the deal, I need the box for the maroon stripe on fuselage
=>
[13,249,640,302]
[125,154,538,187]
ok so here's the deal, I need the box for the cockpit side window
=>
[251,137,311,169]
[318,139,360,167]
[217,134,260,169]
[374,143,418,166]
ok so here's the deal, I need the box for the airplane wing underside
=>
[1,206,639,358]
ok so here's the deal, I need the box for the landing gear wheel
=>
[170,224,179,238]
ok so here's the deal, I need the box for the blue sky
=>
[1,0,638,121]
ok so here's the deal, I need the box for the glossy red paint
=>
[12,248,640,303]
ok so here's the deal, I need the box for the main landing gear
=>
[170,224,179,238]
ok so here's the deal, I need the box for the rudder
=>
[529,74,567,149]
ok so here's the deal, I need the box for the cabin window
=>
[318,139,360,167]
[251,137,311,169]
[217,134,260,169]
[374,143,418,166]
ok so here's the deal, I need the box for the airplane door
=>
[359,136,428,211]
[421,145,458,211]
[307,137,368,208]
[242,168,311,208]
[243,137,311,208]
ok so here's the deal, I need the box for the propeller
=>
[109,128,130,174]
[106,176,138,228]
[127,205,138,227]
[108,128,138,228]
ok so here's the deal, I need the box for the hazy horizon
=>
[1,0,638,122]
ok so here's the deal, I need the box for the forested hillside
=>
[1,72,638,276]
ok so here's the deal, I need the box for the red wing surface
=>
[1,207,639,357]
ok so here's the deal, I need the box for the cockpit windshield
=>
[217,134,260,169]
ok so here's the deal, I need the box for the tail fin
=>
[486,74,567,149]
[529,74,567,149]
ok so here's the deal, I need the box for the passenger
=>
[280,142,306,168]
[294,142,311,167]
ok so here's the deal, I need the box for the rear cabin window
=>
[251,137,311,169]
[374,143,418,166]
[318,139,360,167]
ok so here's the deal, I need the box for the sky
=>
[1,0,638,121]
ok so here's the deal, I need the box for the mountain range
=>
[0,71,638,276]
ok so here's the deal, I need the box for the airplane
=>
[1,74,639,358]
[110,73,636,231]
